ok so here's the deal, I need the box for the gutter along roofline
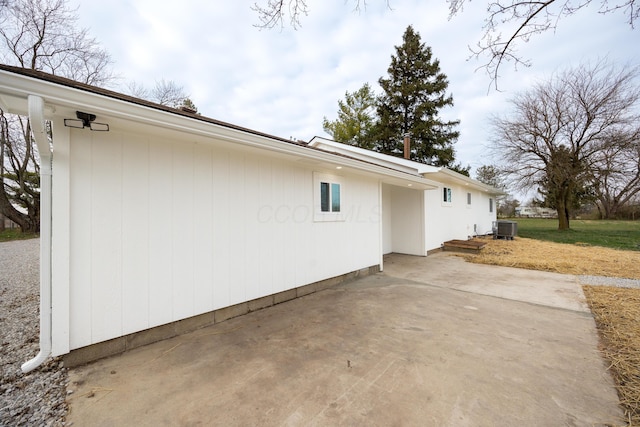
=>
[423,168,506,195]
[309,136,504,195]
[0,65,435,190]
[0,64,303,146]
[308,137,440,175]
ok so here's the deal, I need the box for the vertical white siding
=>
[390,186,425,256]
[278,166,297,290]
[90,132,123,344]
[193,144,214,314]
[211,149,231,308]
[425,186,459,251]
[56,129,382,352]
[121,136,150,335]
[380,185,425,256]
[67,129,92,350]
[474,192,497,236]
[227,152,246,306]
[244,155,262,301]
[51,122,71,356]
[171,142,195,320]
[292,168,314,285]
[148,139,173,327]
[381,185,393,255]
[424,184,497,252]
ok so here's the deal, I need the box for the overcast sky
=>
[72,0,637,176]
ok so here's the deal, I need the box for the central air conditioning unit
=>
[493,220,517,240]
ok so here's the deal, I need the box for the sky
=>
[71,0,638,178]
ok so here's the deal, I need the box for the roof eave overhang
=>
[309,137,422,174]
[309,136,501,193]
[423,168,505,195]
[0,69,435,190]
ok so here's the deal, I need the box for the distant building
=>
[0,213,19,230]
[515,206,557,218]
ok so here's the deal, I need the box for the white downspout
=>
[22,95,52,373]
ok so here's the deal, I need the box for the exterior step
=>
[443,239,487,254]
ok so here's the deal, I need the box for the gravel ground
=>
[579,275,640,289]
[0,238,67,427]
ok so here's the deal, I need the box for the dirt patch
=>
[466,237,640,425]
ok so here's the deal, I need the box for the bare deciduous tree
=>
[126,79,196,111]
[251,0,637,87]
[251,0,387,29]
[125,80,151,100]
[151,79,189,108]
[0,0,114,85]
[447,0,638,89]
[0,112,41,233]
[0,0,114,233]
[252,0,310,29]
[589,129,640,218]
[491,61,640,230]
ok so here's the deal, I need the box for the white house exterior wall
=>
[51,126,382,355]
[424,184,496,252]
[382,184,425,256]
[0,67,504,367]
[382,185,393,254]
[306,137,501,255]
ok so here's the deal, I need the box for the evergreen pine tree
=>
[322,83,377,149]
[375,25,460,167]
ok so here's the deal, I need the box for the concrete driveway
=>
[65,253,623,426]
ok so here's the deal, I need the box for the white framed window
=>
[314,172,345,222]
[320,182,341,213]
[489,198,494,213]
[442,187,452,205]
[467,192,472,206]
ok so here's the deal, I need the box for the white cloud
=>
[72,0,639,176]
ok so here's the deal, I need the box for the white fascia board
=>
[423,168,505,195]
[309,137,420,174]
[309,137,441,175]
[308,137,503,195]
[0,91,30,114]
[0,69,434,190]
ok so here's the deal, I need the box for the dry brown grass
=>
[467,236,640,279]
[583,286,640,426]
[465,237,640,425]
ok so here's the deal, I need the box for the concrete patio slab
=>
[383,252,589,313]
[65,253,623,426]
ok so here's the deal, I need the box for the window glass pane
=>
[320,182,330,212]
[489,198,494,212]
[467,193,471,204]
[443,188,447,202]
[446,188,452,202]
[331,183,341,212]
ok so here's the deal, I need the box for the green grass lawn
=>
[0,229,38,242]
[510,218,640,251]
